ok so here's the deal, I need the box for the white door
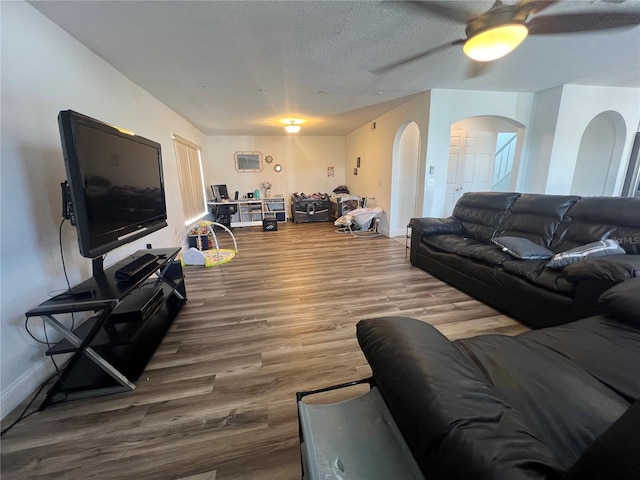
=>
[445,130,496,216]
[446,130,465,216]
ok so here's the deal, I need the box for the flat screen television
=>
[58,110,168,260]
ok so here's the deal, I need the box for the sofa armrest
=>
[562,255,640,283]
[411,216,463,236]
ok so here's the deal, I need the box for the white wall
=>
[0,1,207,417]
[452,116,519,132]
[518,86,563,192]
[423,89,535,217]
[571,111,625,196]
[396,87,638,214]
[390,122,421,237]
[544,85,640,194]
[205,136,346,215]
[346,93,431,235]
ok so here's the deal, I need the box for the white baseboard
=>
[388,227,407,238]
[1,358,55,420]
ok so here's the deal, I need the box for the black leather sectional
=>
[298,192,640,478]
[356,278,640,479]
[410,192,640,328]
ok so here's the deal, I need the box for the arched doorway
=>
[445,116,524,216]
[390,121,421,237]
[571,111,626,196]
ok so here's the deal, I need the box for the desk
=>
[209,198,286,227]
[209,199,263,227]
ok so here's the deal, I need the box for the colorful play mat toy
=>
[178,220,238,267]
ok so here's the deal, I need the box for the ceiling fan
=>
[373,0,640,74]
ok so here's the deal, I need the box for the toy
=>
[178,220,238,267]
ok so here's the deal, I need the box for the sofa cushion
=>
[500,259,545,281]
[495,194,579,246]
[452,192,521,243]
[534,269,577,293]
[525,315,640,403]
[457,331,631,470]
[563,400,640,480]
[546,239,625,269]
[598,278,640,326]
[492,236,555,260]
[550,196,640,254]
[562,255,640,283]
[422,234,484,254]
[458,242,514,266]
[501,259,575,293]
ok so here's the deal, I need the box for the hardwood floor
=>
[1,222,528,479]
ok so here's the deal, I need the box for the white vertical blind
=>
[173,135,207,225]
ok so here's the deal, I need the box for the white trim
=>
[1,357,59,420]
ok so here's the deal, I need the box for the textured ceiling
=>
[30,1,640,136]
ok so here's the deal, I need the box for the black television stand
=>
[25,247,187,409]
[92,255,105,277]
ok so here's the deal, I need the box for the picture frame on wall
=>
[234,151,262,172]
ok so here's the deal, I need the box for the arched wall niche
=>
[571,110,626,196]
[390,121,421,237]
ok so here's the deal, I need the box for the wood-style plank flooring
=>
[1,222,528,479]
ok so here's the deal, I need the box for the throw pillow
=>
[491,236,554,260]
[598,278,640,326]
[546,239,625,269]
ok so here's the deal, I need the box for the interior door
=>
[445,130,496,216]
[445,130,465,216]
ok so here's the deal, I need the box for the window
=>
[173,135,207,225]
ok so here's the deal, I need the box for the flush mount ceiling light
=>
[463,23,528,62]
[285,122,301,134]
[281,118,304,134]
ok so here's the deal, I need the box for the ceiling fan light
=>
[464,23,528,62]
[284,124,301,134]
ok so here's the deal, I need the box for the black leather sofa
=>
[410,192,640,328]
[356,278,640,479]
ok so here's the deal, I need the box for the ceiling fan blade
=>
[390,1,474,24]
[370,39,464,75]
[515,0,559,18]
[528,12,640,35]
